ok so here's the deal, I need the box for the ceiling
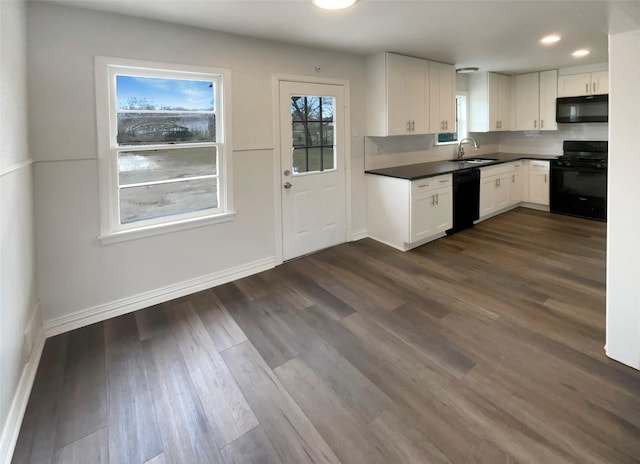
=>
[49,0,640,74]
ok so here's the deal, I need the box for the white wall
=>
[27,2,367,332]
[0,1,42,461]
[606,29,640,370]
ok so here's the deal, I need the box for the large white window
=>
[95,57,233,243]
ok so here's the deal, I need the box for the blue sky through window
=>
[116,75,214,111]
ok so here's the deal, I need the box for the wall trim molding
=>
[43,256,276,337]
[0,159,33,178]
[351,231,368,241]
[0,308,45,464]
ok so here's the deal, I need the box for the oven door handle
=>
[551,165,607,174]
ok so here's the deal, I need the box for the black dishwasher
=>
[447,168,480,234]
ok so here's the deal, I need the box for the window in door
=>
[290,95,335,174]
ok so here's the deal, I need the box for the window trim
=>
[95,56,234,244]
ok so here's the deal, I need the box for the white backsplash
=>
[364,123,608,170]
[497,123,608,155]
[364,133,499,170]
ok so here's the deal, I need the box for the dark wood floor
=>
[12,208,640,464]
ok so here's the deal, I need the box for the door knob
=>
[283,182,292,189]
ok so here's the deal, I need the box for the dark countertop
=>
[365,153,559,181]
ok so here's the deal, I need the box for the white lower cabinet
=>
[479,162,520,219]
[367,173,452,251]
[508,161,523,204]
[527,160,550,206]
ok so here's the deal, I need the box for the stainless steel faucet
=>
[457,137,480,159]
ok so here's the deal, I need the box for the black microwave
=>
[556,94,608,123]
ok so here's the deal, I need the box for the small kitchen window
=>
[95,57,234,244]
[436,94,467,144]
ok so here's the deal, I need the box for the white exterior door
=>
[279,81,346,261]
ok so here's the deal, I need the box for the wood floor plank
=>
[104,314,163,464]
[53,323,107,450]
[228,288,393,423]
[274,357,391,464]
[190,289,247,352]
[221,341,341,464]
[15,209,640,464]
[11,335,69,464]
[164,300,259,448]
[220,292,299,369]
[142,330,224,464]
[51,427,108,464]
[220,426,282,464]
[134,304,170,341]
[144,454,166,464]
[369,409,452,464]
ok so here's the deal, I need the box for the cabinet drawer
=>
[411,174,451,194]
[480,163,514,179]
[529,160,549,171]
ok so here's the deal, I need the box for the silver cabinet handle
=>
[406,121,410,132]
[544,173,547,183]
[593,82,596,93]
[586,83,589,94]
[284,181,292,189]
[533,119,537,129]
[411,120,415,131]
[541,119,544,129]
[512,174,515,183]
[435,193,439,205]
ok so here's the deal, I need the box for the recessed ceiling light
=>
[540,35,561,44]
[456,67,479,74]
[572,49,590,57]
[312,0,358,10]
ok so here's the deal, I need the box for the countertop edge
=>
[365,154,558,181]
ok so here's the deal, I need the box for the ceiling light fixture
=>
[312,0,358,10]
[540,34,561,44]
[572,49,590,57]
[456,67,479,74]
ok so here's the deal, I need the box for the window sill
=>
[98,211,236,245]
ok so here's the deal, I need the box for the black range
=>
[550,141,607,221]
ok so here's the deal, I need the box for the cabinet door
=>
[479,176,496,218]
[497,74,512,130]
[410,192,434,242]
[591,70,608,95]
[495,174,511,210]
[406,58,428,134]
[539,69,558,131]
[488,73,500,131]
[433,187,453,234]
[557,73,590,97]
[429,62,455,133]
[509,170,522,205]
[514,72,539,130]
[386,53,412,135]
[529,162,550,205]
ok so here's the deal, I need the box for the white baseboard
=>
[0,311,45,464]
[351,231,368,241]
[43,256,275,337]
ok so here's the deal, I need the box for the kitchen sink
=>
[451,158,498,164]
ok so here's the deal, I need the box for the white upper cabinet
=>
[557,70,609,97]
[366,52,429,136]
[538,70,558,131]
[469,72,512,132]
[366,53,455,137]
[514,70,557,131]
[428,62,456,134]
